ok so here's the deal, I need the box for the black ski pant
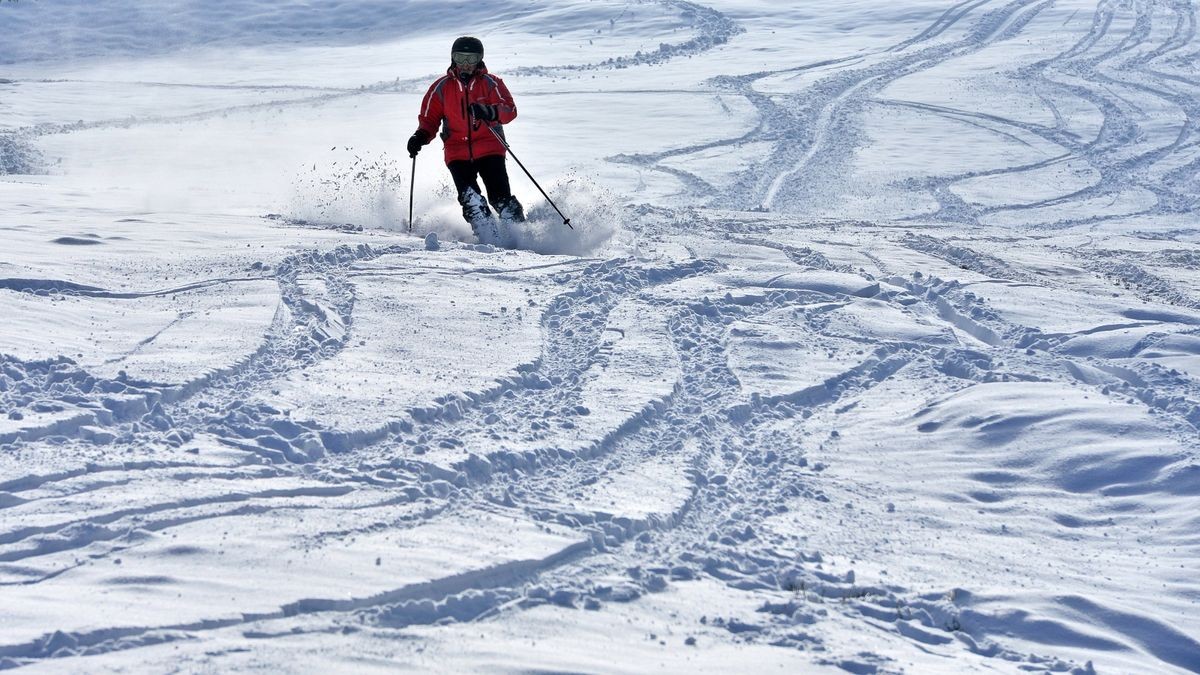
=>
[447,154,512,207]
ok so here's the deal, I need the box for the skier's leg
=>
[448,160,492,225]
[478,155,525,223]
[448,160,502,243]
[447,160,483,197]
[476,155,512,206]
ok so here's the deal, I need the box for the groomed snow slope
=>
[2,0,1199,672]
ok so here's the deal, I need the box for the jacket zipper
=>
[462,78,474,161]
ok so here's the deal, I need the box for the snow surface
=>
[2,0,1200,672]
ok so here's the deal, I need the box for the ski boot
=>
[494,195,525,249]
[459,187,501,246]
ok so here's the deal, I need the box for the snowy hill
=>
[2,0,1199,672]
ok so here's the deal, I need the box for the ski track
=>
[717,0,1055,213]
[4,1,1200,672]
[10,225,1197,669]
[618,0,1200,229]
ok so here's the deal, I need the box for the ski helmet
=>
[451,36,484,57]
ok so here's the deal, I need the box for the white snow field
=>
[2,0,1200,672]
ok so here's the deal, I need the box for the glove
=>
[469,103,498,122]
[407,129,431,158]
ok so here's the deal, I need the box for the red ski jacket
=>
[415,64,517,164]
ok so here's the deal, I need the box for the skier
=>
[407,36,525,246]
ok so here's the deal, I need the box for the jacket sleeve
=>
[416,77,446,139]
[492,76,518,125]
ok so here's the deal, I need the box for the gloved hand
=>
[469,103,498,122]
[407,129,431,158]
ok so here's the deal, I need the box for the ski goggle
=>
[452,52,482,66]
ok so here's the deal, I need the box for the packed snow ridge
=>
[2,0,1200,672]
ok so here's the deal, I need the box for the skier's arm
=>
[414,78,446,141]
[492,77,517,125]
[408,79,447,157]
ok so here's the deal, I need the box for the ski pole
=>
[408,154,416,232]
[482,124,573,229]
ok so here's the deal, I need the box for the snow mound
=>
[912,382,1189,497]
